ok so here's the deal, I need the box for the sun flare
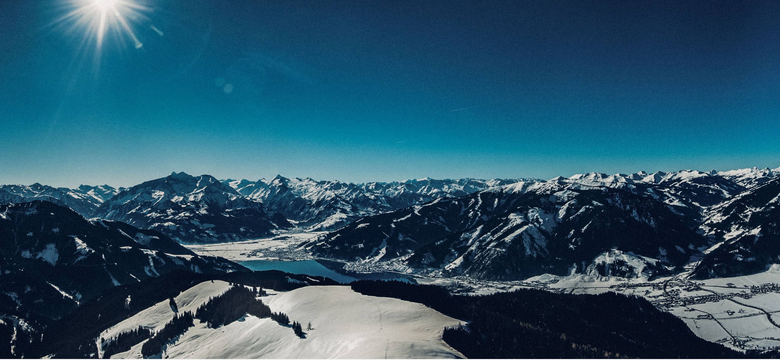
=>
[56,0,152,51]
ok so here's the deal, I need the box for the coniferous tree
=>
[102,326,153,359]
[271,312,290,326]
[141,312,194,357]
[292,321,305,338]
[169,297,178,313]
[195,285,272,328]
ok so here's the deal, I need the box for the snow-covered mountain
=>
[1,166,778,276]
[308,180,706,280]
[307,167,780,280]
[86,284,463,359]
[0,175,528,243]
[225,175,523,230]
[35,277,736,359]
[692,177,780,279]
[0,183,120,217]
[93,172,291,243]
[0,200,243,357]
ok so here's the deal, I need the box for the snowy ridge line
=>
[106,285,464,359]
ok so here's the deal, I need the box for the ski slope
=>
[109,285,463,359]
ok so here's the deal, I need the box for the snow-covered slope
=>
[309,181,706,280]
[0,201,244,357]
[94,172,290,243]
[99,280,234,357]
[0,183,120,217]
[108,285,463,359]
[692,177,780,279]
[0,201,242,313]
[717,166,780,189]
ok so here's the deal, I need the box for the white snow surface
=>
[47,282,78,304]
[185,232,323,262]
[36,244,59,266]
[111,285,463,359]
[100,280,232,346]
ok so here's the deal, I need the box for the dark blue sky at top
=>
[1,0,779,187]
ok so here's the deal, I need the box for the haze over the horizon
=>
[1,0,779,188]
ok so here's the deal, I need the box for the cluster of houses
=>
[749,283,780,295]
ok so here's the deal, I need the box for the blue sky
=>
[1,0,779,187]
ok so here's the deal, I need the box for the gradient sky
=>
[1,0,779,187]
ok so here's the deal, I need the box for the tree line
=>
[101,284,309,358]
[102,326,153,358]
[140,312,194,357]
[350,280,740,359]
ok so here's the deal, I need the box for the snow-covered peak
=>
[500,180,550,195]
[641,171,667,184]
[568,172,609,181]
[715,166,778,189]
[75,184,120,204]
[92,172,284,243]
[0,183,113,217]
[225,179,254,191]
[110,172,243,210]
[269,174,290,185]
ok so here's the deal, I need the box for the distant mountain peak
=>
[168,171,194,180]
[94,172,287,243]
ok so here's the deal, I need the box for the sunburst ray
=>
[52,0,152,52]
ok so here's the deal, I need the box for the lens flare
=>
[55,0,152,51]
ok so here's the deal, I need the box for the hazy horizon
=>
[2,163,779,189]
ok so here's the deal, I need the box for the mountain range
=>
[0,183,120,217]
[228,175,521,230]
[1,167,779,281]
[0,173,517,243]
[306,167,780,280]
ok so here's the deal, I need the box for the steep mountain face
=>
[0,183,120,217]
[75,184,123,204]
[94,172,291,243]
[692,178,780,279]
[232,176,366,230]
[309,180,708,280]
[226,175,522,230]
[308,167,780,281]
[0,201,243,356]
[717,167,780,189]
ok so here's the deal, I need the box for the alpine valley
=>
[3,167,780,358]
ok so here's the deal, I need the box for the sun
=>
[93,0,118,10]
[55,0,152,51]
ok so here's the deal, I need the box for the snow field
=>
[109,284,464,359]
[259,286,464,359]
[687,300,761,319]
[100,280,232,351]
[185,232,323,262]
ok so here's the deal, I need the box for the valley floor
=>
[425,266,780,352]
[184,232,323,262]
[189,234,780,353]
